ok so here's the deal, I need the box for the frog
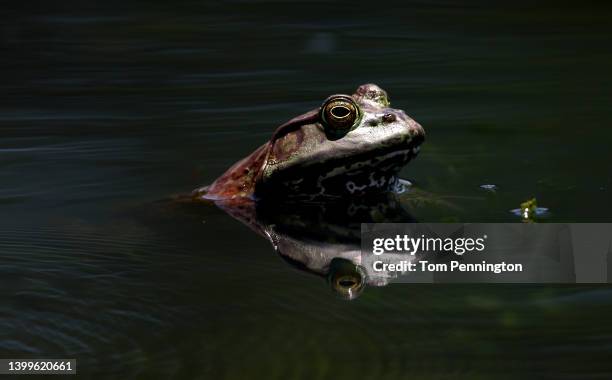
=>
[193,84,425,201]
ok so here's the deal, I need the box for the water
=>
[2,1,612,378]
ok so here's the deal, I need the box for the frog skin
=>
[194,84,425,201]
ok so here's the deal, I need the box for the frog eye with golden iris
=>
[320,95,361,134]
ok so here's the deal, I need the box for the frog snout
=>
[412,120,426,141]
[402,114,425,143]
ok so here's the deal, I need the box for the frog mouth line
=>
[317,134,423,174]
[338,145,420,174]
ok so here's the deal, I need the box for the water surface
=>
[2,1,612,378]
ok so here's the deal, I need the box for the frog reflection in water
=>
[212,196,418,300]
[190,84,425,299]
[193,84,425,201]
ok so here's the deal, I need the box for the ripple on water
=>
[0,221,206,370]
[0,215,296,374]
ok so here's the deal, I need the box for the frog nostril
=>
[382,113,396,123]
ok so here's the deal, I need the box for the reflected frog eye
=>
[327,258,366,300]
[320,95,361,134]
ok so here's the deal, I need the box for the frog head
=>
[201,84,425,200]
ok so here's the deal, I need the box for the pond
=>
[1,1,612,378]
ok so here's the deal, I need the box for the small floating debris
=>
[480,184,498,192]
[510,198,549,221]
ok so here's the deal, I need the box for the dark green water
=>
[2,1,612,378]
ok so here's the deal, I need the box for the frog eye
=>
[320,95,361,134]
